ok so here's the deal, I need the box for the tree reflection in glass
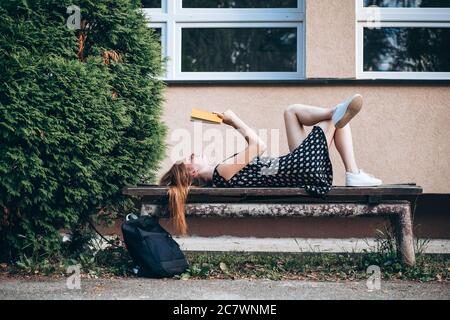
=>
[182,28,297,72]
[364,27,450,72]
[141,0,162,8]
[182,0,298,8]
[363,0,450,7]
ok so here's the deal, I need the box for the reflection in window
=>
[141,0,162,8]
[363,0,450,8]
[152,27,162,41]
[151,27,164,60]
[182,28,297,72]
[364,27,450,72]
[182,0,298,8]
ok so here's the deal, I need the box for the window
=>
[142,0,162,8]
[363,0,450,8]
[356,0,450,79]
[142,0,305,80]
[182,0,299,8]
[147,23,166,57]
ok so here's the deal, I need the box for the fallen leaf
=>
[180,273,190,281]
[306,274,318,280]
[219,262,228,272]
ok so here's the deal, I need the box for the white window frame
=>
[356,0,450,80]
[142,0,305,81]
[147,22,167,57]
[147,22,167,77]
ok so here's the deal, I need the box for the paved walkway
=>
[0,278,448,300]
[175,237,450,254]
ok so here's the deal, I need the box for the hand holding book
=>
[191,108,240,128]
[212,110,240,128]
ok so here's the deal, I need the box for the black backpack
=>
[121,216,189,278]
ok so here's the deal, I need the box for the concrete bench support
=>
[142,201,416,266]
[124,185,423,267]
[389,206,416,266]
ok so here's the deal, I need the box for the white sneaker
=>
[346,169,383,187]
[332,94,363,129]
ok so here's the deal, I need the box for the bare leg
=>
[284,104,334,152]
[284,103,360,174]
[286,104,334,126]
[317,120,336,149]
[334,125,359,174]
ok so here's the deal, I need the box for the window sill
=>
[164,78,450,86]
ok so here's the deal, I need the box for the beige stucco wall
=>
[306,0,356,78]
[158,86,450,193]
[155,0,449,194]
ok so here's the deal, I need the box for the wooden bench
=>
[123,184,423,266]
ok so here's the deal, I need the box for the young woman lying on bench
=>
[160,94,382,234]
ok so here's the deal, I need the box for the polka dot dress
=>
[212,126,333,198]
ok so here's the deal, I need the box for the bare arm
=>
[214,110,267,181]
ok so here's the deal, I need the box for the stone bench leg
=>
[142,201,417,266]
[390,204,416,266]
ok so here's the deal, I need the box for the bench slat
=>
[124,185,423,200]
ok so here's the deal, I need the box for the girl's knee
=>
[317,120,335,137]
[285,104,301,113]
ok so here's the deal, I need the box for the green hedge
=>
[0,0,166,262]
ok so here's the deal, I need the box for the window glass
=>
[182,0,298,8]
[363,27,450,72]
[363,0,450,8]
[181,27,298,72]
[141,0,162,8]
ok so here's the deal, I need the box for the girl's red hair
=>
[159,162,192,235]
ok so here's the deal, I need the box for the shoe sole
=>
[346,182,383,187]
[335,94,363,129]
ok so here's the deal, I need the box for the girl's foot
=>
[332,94,363,129]
[346,169,383,187]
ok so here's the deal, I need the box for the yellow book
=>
[191,108,223,124]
